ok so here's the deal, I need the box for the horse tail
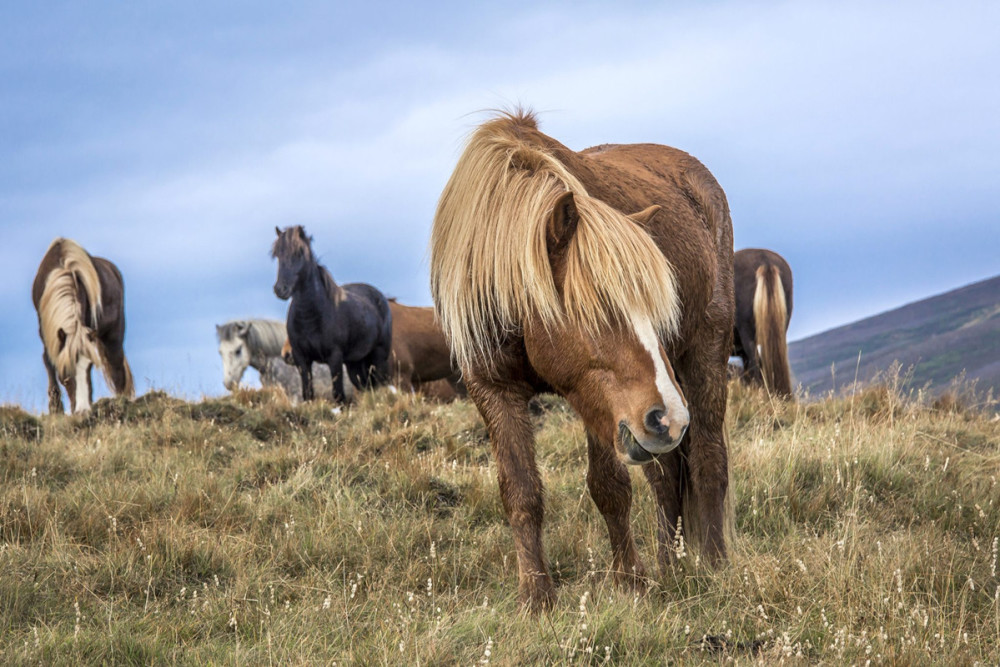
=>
[753,265,792,397]
[37,239,104,380]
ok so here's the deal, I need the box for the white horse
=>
[216,319,349,402]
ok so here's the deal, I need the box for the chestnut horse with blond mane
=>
[430,110,734,609]
[32,238,134,414]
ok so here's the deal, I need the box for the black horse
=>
[271,225,393,403]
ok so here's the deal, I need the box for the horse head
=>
[271,225,313,300]
[522,192,689,465]
[218,322,251,391]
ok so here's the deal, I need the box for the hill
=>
[2,385,1000,662]
[789,275,1000,398]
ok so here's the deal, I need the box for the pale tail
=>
[753,265,792,397]
[38,239,104,382]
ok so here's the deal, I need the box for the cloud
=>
[2,1,998,409]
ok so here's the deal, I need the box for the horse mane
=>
[217,319,287,357]
[430,109,681,370]
[38,238,104,379]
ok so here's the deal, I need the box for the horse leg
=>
[42,352,64,414]
[676,346,730,565]
[65,357,92,414]
[326,350,347,404]
[585,431,646,588]
[736,322,760,386]
[642,449,684,574]
[468,374,554,610]
[297,360,314,401]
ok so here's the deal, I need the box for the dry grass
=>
[1,381,999,664]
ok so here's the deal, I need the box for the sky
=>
[1,1,998,411]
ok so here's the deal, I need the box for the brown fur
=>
[31,238,134,414]
[430,110,734,609]
[280,299,465,401]
[733,248,793,398]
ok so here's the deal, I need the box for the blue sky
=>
[2,1,998,411]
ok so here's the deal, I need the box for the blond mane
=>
[38,238,104,379]
[430,111,681,371]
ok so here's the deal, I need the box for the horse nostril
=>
[644,408,669,435]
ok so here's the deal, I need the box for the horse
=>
[732,248,794,398]
[31,238,134,414]
[272,225,393,404]
[216,318,341,402]
[385,299,465,397]
[278,299,465,401]
[430,110,734,610]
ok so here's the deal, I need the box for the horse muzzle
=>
[619,421,686,465]
[273,283,292,300]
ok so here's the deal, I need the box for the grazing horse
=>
[272,225,393,404]
[430,110,734,609]
[732,248,794,398]
[32,238,134,414]
[216,319,341,402]
[278,299,465,401]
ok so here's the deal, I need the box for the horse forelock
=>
[429,111,681,372]
[271,225,313,261]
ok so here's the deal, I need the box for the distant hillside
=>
[789,275,1000,397]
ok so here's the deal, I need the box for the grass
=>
[1,381,999,664]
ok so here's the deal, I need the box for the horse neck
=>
[296,260,343,308]
[246,325,283,369]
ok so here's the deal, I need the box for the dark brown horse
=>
[280,299,465,401]
[733,248,793,398]
[430,110,734,609]
[32,238,134,414]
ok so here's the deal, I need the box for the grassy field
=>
[2,380,999,664]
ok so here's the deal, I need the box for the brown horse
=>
[280,299,464,400]
[430,110,734,609]
[32,238,134,414]
[385,299,464,397]
[733,248,793,398]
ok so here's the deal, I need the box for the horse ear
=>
[628,204,661,226]
[275,226,282,237]
[547,191,579,255]
[236,321,250,336]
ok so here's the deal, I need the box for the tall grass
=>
[1,382,998,664]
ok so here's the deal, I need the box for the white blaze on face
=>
[219,338,249,390]
[74,355,92,414]
[631,316,689,439]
